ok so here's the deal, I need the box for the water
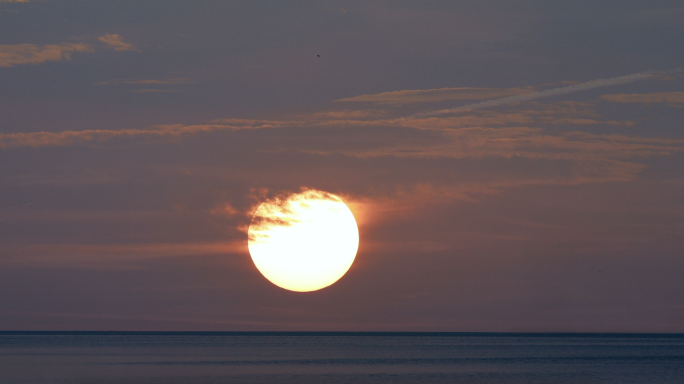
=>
[1,332,682,384]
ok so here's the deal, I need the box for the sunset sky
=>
[1,0,683,332]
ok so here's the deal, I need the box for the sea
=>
[1,332,683,384]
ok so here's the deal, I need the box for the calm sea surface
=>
[1,332,683,384]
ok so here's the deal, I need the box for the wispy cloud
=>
[0,102,641,150]
[1,79,681,197]
[601,92,684,105]
[0,241,245,268]
[132,89,185,93]
[95,78,196,86]
[326,127,684,162]
[419,68,683,116]
[336,87,533,104]
[0,43,93,67]
[98,34,138,52]
[130,78,195,85]
[0,124,237,148]
[94,77,196,93]
[0,0,30,3]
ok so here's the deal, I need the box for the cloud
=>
[95,78,196,86]
[0,85,641,149]
[0,43,93,67]
[0,0,30,2]
[337,87,533,104]
[132,89,185,93]
[0,124,239,148]
[391,102,635,130]
[0,102,642,151]
[3,96,677,213]
[0,85,679,198]
[129,78,195,85]
[248,189,342,243]
[214,101,632,131]
[329,127,684,162]
[601,92,684,105]
[94,77,196,93]
[204,102,682,190]
[307,110,387,120]
[347,160,648,212]
[0,242,245,269]
[0,120,300,148]
[98,34,138,51]
[419,68,683,116]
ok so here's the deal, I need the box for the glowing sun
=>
[247,189,359,292]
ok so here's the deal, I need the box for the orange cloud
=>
[130,78,195,85]
[601,92,684,105]
[308,110,387,120]
[420,69,670,116]
[95,78,196,86]
[0,88,675,204]
[209,203,242,217]
[0,100,659,161]
[98,34,138,51]
[309,127,684,162]
[133,89,185,93]
[0,242,246,269]
[0,43,93,67]
[337,87,533,104]
[0,124,236,148]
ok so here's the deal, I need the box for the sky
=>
[1,0,684,332]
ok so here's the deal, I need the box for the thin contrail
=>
[416,67,683,117]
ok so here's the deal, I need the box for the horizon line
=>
[1,331,682,337]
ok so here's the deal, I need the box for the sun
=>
[247,189,359,292]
